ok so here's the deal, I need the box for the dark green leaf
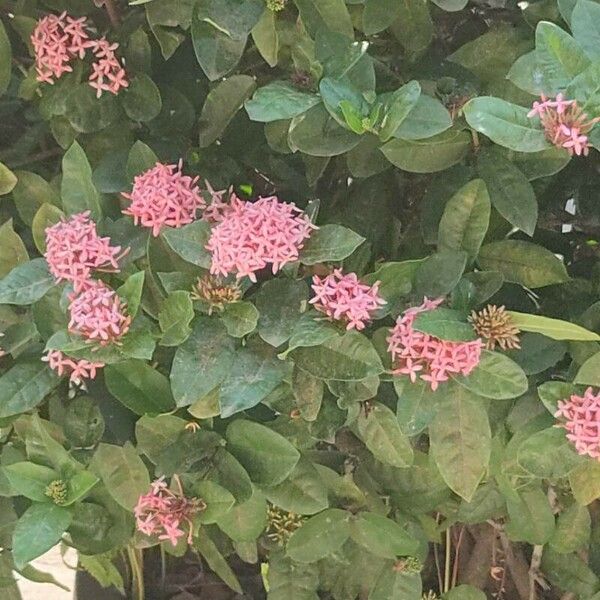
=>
[121,74,162,122]
[159,291,194,346]
[517,427,582,478]
[571,0,600,59]
[414,250,467,298]
[0,20,11,96]
[413,308,477,342]
[221,302,259,338]
[12,171,61,227]
[0,259,54,305]
[216,487,267,540]
[3,462,57,502]
[195,530,243,593]
[61,142,102,219]
[293,0,354,38]
[245,82,320,122]
[379,81,421,142]
[350,512,418,558]
[161,221,212,268]
[394,95,452,140]
[299,224,365,265]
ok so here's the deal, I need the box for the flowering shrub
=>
[2,1,600,599]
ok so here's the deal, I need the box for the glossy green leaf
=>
[126,141,158,180]
[299,224,364,265]
[159,291,194,346]
[252,9,279,67]
[0,220,28,278]
[350,512,418,558]
[391,0,433,52]
[0,258,54,305]
[221,301,259,338]
[121,74,162,122]
[550,503,590,553]
[508,311,600,341]
[413,308,478,342]
[369,569,422,600]
[0,163,16,195]
[12,171,61,227]
[575,351,600,386]
[517,427,581,478]
[161,221,212,268]
[293,0,354,38]
[394,95,452,140]
[3,462,57,502]
[195,530,243,593]
[61,142,102,219]
[571,0,600,59]
[216,487,267,540]
[363,0,403,35]
[379,81,421,142]
[414,250,467,298]
[0,20,11,95]
[245,81,320,122]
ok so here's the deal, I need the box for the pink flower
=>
[68,280,131,346]
[45,211,127,292]
[555,387,600,459]
[206,196,316,282]
[201,181,234,224]
[528,95,599,157]
[122,162,205,236]
[310,269,386,331]
[134,478,204,546]
[387,298,483,391]
[31,12,93,84]
[87,37,128,98]
[42,349,104,385]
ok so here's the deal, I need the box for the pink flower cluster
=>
[555,387,600,460]
[122,162,205,236]
[45,211,126,292]
[310,269,386,331]
[201,181,233,223]
[68,280,131,346]
[42,350,104,385]
[387,298,483,391]
[31,12,127,96]
[206,196,316,282]
[528,94,599,157]
[135,478,202,546]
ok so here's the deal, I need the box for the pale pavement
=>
[16,546,76,599]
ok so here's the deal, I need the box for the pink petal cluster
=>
[122,162,205,236]
[555,387,600,459]
[45,211,126,292]
[387,298,483,391]
[528,94,599,157]
[135,478,202,546]
[42,349,104,385]
[0,332,5,358]
[206,196,316,282]
[310,269,386,331]
[88,38,129,98]
[31,12,92,84]
[68,280,131,345]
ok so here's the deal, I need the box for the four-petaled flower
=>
[555,387,600,460]
[42,349,105,385]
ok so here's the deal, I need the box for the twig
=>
[451,525,465,588]
[433,514,444,594]
[444,526,452,593]
[528,545,544,600]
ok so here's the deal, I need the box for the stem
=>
[451,525,465,588]
[160,544,167,595]
[103,0,120,28]
[471,129,480,151]
[127,546,145,600]
[173,473,184,496]
[444,527,452,593]
[529,545,543,600]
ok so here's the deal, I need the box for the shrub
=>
[1,0,600,598]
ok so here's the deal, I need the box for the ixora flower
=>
[68,280,131,345]
[31,12,92,84]
[45,211,126,292]
[528,94,600,157]
[122,161,205,236]
[88,38,128,98]
[555,387,600,459]
[387,297,483,391]
[42,349,104,385]
[206,196,316,282]
[135,478,205,546]
[469,304,521,351]
[310,269,386,331]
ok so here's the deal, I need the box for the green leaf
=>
[363,0,403,35]
[64,85,120,133]
[216,487,267,540]
[350,512,418,558]
[511,333,567,375]
[78,554,124,594]
[569,460,600,504]
[61,142,102,219]
[195,0,264,39]
[477,240,569,288]
[136,414,186,464]
[64,396,105,448]
[550,503,591,553]
[293,0,354,38]
[510,147,570,181]
[508,311,600,341]
[264,459,328,515]
[575,351,600,385]
[31,203,64,256]
[391,0,433,52]
[64,470,99,506]
[221,301,259,338]
[0,220,28,278]
[226,419,300,486]
[414,250,467,298]
[90,443,150,511]
[476,148,538,237]
[507,50,547,95]
[379,81,421,142]
[116,271,145,319]
[161,221,212,268]
[454,350,528,400]
[394,95,452,140]
[536,21,590,93]
[256,279,308,347]
[289,104,361,157]
[199,75,256,147]
[170,317,236,407]
[3,462,57,502]
[413,308,478,342]
[211,447,253,504]
[445,585,486,600]
[159,291,194,346]
[17,564,71,592]
[541,546,599,597]
[357,402,414,468]
[286,509,351,563]
[0,258,54,305]
[283,314,338,356]
[267,553,319,600]
[121,74,162,122]
[437,179,491,261]
[105,360,176,415]
[193,480,235,523]
[252,9,279,67]
[395,378,438,436]
[0,361,60,418]
[245,82,320,122]
[290,331,383,381]
[517,427,582,478]
[12,171,61,227]
[195,530,243,593]
[12,504,73,569]
[299,224,365,265]
[369,569,422,600]
[429,385,491,501]
[126,141,158,180]
[0,20,11,96]
[463,97,548,152]
[571,0,600,59]
[381,129,470,173]
[0,163,16,195]
[219,344,290,417]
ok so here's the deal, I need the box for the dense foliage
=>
[3,0,600,599]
